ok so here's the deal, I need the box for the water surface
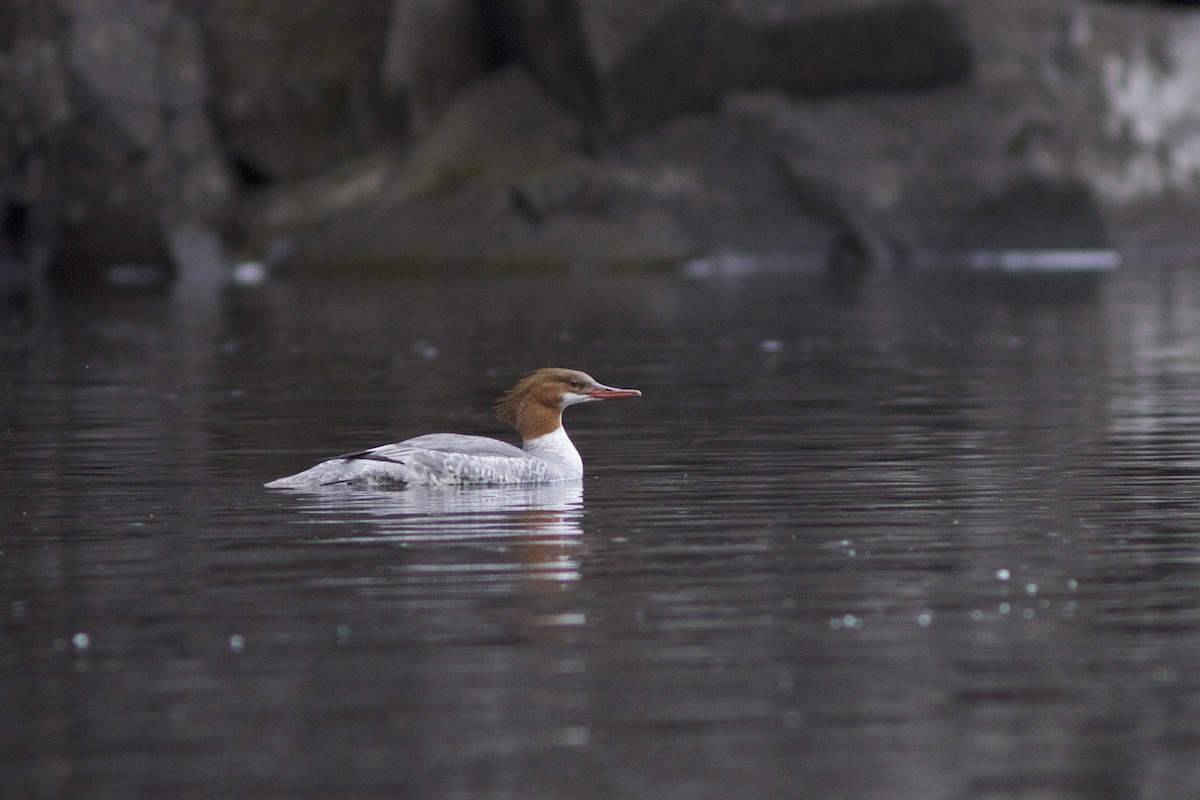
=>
[3,265,1200,799]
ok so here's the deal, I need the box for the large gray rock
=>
[239,66,703,271]
[0,0,233,285]
[494,0,971,133]
[1,0,494,283]
[0,3,72,273]
[966,0,1200,208]
[380,0,491,134]
[240,65,841,273]
[5,0,1200,286]
[249,0,1200,276]
[199,0,394,182]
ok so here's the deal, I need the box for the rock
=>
[240,65,694,271]
[942,177,1111,252]
[199,0,394,182]
[0,0,234,286]
[4,0,1200,286]
[241,65,588,244]
[0,9,71,274]
[726,0,971,93]
[380,0,491,134]
[776,154,898,280]
[67,0,170,150]
[240,66,840,273]
[493,0,971,133]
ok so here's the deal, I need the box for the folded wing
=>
[265,434,563,488]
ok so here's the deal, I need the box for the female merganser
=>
[264,368,641,489]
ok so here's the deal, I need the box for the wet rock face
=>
[496,0,971,133]
[199,0,395,183]
[2,0,1200,281]
[0,3,67,271]
[0,0,233,284]
[0,0,500,282]
[381,0,492,134]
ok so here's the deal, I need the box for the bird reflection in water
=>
[289,481,596,751]
[295,482,585,576]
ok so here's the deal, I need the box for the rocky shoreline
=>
[2,1,1200,287]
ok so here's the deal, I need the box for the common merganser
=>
[264,368,641,489]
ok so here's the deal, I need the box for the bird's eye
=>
[568,379,583,389]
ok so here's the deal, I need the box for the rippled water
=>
[3,264,1200,799]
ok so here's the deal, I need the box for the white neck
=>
[523,426,583,478]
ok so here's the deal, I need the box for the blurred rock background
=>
[2,0,1200,287]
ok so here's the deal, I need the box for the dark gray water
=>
[3,264,1200,799]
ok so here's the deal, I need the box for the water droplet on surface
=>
[782,709,803,728]
[1151,665,1176,683]
[917,611,933,627]
[995,568,1011,581]
[411,340,439,361]
[232,261,267,286]
[830,614,861,630]
[229,634,245,653]
[72,632,91,652]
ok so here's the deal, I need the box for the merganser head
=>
[495,368,641,441]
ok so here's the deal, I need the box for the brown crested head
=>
[494,368,641,442]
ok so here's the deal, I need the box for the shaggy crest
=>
[494,368,594,441]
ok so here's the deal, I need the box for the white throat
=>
[523,426,583,478]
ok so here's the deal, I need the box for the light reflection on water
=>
[2,264,1200,798]
[304,483,585,585]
